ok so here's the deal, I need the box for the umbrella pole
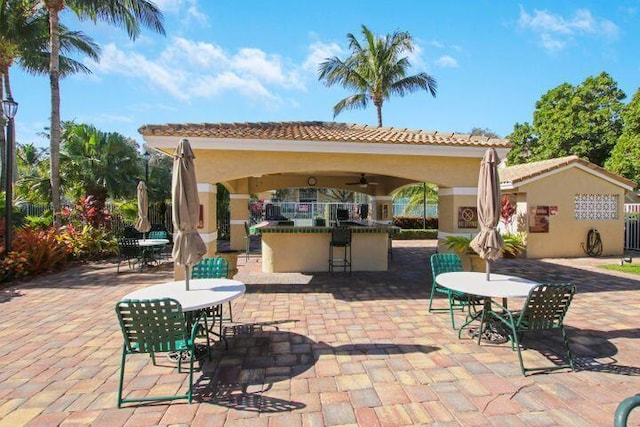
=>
[486,260,490,281]
[185,265,190,291]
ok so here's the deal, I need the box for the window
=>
[299,188,317,203]
[574,194,618,220]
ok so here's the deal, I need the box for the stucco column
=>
[371,195,393,224]
[174,182,217,280]
[229,193,251,251]
[437,187,477,251]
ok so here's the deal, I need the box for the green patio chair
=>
[615,394,640,427]
[191,257,232,346]
[244,221,261,261]
[116,238,142,273]
[148,230,170,260]
[429,253,482,329]
[490,283,576,376]
[115,298,211,407]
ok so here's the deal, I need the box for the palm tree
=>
[318,25,437,127]
[0,0,98,188]
[60,121,141,203]
[41,0,165,222]
[394,182,438,216]
[15,142,50,204]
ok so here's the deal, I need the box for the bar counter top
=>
[255,220,398,233]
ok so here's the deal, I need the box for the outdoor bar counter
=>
[255,221,396,273]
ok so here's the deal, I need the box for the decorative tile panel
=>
[574,194,618,220]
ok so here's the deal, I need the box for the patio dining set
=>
[116,230,172,272]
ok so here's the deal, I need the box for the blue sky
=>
[10,0,640,150]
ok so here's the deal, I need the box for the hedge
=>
[393,216,438,229]
[393,229,438,240]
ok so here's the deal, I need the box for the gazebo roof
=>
[139,121,512,148]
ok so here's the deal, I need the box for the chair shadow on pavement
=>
[514,326,640,376]
[192,321,439,411]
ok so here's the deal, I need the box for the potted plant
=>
[502,233,526,258]
[443,235,485,272]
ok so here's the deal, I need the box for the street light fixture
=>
[143,150,150,184]
[2,96,18,255]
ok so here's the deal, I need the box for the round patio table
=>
[123,278,245,312]
[436,272,538,344]
[123,278,246,356]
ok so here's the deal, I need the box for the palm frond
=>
[333,93,368,118]
[70,0,165,39]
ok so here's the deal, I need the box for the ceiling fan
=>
[346,173,379,188]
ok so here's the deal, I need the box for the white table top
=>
[436,272,538,299]
[123,278,246,311]
[138,238,170,247]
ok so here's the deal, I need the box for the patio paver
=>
[1,241,640,426]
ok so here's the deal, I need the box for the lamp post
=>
[2,96,18,255]
[143,150,150,184]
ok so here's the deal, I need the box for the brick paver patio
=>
[1,240,639,426]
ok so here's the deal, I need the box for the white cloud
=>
[518,7,619,52]
[87,38,306,105]
[435,55,459,68]
[153,0,208,27]
[303,41,343,72]
[405,44,426,70]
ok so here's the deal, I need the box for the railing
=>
[392,202,438,217]
[17,200,440,239]
[625,204,640,250]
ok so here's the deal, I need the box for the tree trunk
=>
[376,104,383,127]
[47,3,63,225]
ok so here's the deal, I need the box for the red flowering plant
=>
[60,196,111,229]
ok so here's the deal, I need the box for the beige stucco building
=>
[139,121,634,268]
[500,155,635,258]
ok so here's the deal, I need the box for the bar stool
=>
[329,226,352,274]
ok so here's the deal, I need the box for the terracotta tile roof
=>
[138,121,512,148]
[500,155,636,189]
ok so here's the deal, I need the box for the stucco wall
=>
[514,167,626,258]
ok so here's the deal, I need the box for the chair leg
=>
[428,284,437,312]
[448,293,457,330]
[227,301,233,322]
[117,345,127,408]
[188,343,195,403]
[561,326,574,371]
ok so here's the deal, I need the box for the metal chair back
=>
[191,257,229,279]
[116,298,187,353]
[148,230,168,240]
[330,226,352,247]
[430,253,463,278]
[516,283,576,331]
[428,253,480,329]
[114,298,210,407]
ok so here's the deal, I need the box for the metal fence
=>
[392,202,438,217]
[17,200,438,239]
[625,204,640,250]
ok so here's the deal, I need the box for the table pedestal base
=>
[468,326,509,344]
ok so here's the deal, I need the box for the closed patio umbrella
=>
[470,147,504,280]
[134,181,151,238]
[172,138,207,290]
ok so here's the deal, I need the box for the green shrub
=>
[502,233,526,257]
[393,216,438,229]
[443,235,475,254]
[59,224,118,260]
[393,229,438,240]
[0,227,73,279]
